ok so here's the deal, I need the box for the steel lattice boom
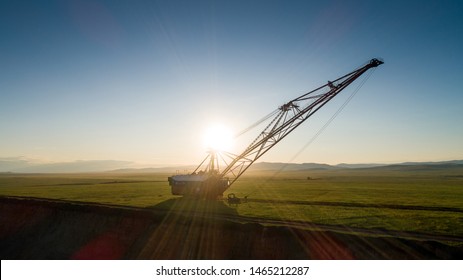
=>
[220,58,383,188]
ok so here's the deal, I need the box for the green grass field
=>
[1,168,462,239]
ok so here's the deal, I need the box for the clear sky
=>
[1,0,462,167]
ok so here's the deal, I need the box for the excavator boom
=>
[220,58,383,188]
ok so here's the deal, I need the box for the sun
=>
[202,124,234,151]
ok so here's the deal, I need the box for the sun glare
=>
[202,124,234,151]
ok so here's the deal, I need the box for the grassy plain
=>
[1,167,462,238]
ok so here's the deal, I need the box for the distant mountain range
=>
[247,160,463,172]
[1,157,462,173]
[0,157,133,173]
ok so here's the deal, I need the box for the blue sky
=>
[1,0,462,166]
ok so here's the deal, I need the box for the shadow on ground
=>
[145,197,239,216]
[0,196,462,259]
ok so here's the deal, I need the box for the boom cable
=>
[234,109,280,138]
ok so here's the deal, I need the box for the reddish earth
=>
[0,196,462,259]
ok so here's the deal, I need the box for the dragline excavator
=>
[168,58,383,198]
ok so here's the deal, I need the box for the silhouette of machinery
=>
[168,59,383,198]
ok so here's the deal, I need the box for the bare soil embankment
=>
[0,196,462,259]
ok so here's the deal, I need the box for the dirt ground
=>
[1,196,462,260]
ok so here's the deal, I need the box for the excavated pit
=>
[1,196,462,259]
